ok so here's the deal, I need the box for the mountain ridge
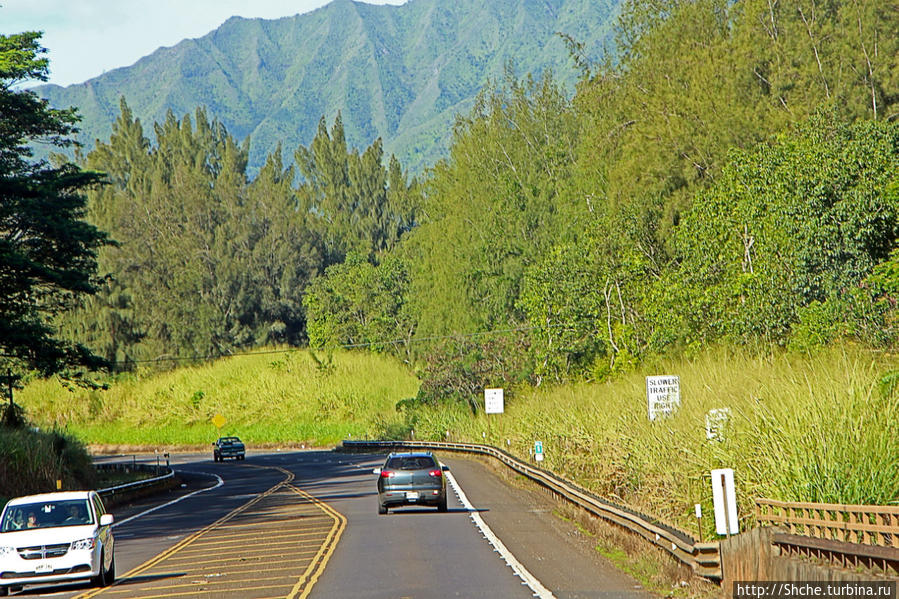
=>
[34,0,621,174]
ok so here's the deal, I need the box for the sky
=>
[1,0,408,87]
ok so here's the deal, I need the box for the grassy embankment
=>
[18,348,418,447]
[0,428,97,505]
[17,344,899,540]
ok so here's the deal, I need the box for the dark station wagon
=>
[373,452,449,514]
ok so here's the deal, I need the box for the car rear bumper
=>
[379,488,445,507]
[217,451,244,459]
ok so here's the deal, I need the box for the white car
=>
[0,490,115,595]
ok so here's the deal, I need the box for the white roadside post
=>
[695,503,703,542]
[711,468,739,537]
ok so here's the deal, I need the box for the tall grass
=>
[0,428,97,504]
[409,345,899,537]
[19,348,419,446]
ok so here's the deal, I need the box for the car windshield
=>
[1,499,92,532]
[220,438,240,445]
[386,456,437,471]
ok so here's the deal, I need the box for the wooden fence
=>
[756,498,899,547]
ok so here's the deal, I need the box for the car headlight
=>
[0,546,14,557]
[71,537,97,551]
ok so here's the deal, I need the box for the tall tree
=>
[0,31,110,378]
[304,252,415,355]
[403,70,580,341]
[79,102,333,363]
[295,114,417,266]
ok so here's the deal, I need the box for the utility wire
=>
[120,320,597,367]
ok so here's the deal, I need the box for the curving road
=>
[10,450,651,599]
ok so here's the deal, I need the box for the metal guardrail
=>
[95,462,175,503]
[341,439,722,579]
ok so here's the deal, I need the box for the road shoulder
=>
[443,454,658,599]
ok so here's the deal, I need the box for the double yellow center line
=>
[76,465,345,599]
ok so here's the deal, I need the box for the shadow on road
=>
[381,507,489,515]
[14,572,184,596]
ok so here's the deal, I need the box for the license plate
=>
[35,562,52,573]
[405,491,420,500]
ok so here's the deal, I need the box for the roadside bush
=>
[413,333,533,413]
[0,427,97,504]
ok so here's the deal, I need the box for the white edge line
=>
[111,471,224,528]
[445,471,556,599]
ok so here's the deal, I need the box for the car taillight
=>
[380,470,395,478]
[429,469,442,477]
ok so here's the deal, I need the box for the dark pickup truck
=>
[213,436,246,461]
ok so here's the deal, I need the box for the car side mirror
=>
[372,468,382,475]
[99,514,114,526]
[442,465,450,471]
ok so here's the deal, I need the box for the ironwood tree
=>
[0,31,110,387]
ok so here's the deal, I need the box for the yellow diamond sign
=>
[211,413,226,429]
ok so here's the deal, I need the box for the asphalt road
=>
[7,450,652,599]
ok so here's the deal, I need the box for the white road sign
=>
[705,408,731,441]
[485,388,504,414]
[646,375,680,421]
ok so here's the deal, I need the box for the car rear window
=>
[385,456,438,470]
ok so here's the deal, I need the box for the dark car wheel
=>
[0,585,9,596]
[378,503,388,515]
[92,550,109,587]
[107,555,116,583]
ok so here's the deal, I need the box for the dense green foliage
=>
[0,31,110,385]
[64,102,415,366]
[392,0,899,391]
[32,0,620,175]
[406,71,581,339]
[9,0,899,446]
[673,114,899,348]
[0,426,97,504]
[304,252,415,354]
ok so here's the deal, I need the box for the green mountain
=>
[33,0,621,174]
